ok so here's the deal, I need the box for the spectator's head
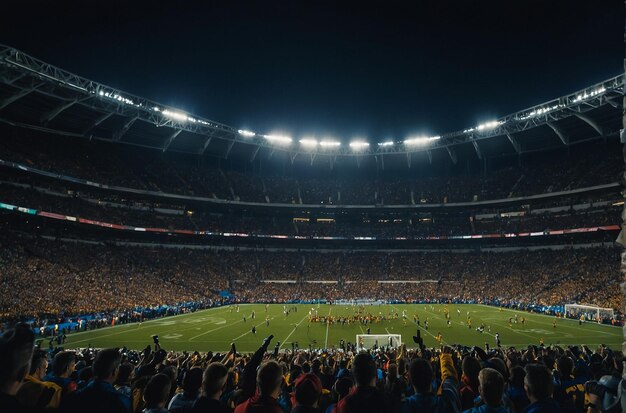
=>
[143,373,171,409]
[479,368,505,407]
[408,358,433,394]
[29,350,48,380]
[115,363,133,386]
[52,351,76,378]
[78,366,93,384]
[182,367,203,396]
[509,366,526,388]
[485,357,507,381]
[333,377,353,401]
[524,364,553,403]
[257,361,283,398]
[557,355,574,378]
[294,373,322,407]
[352,353,376,387]
[92,348,121,383]
[387,363,398,381]
[0,323,34,395]
[289,364,303,385]
[202,363,228,399]
[462,356,481,382]
[311,359,322,374]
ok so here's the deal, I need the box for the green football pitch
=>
[62,304,622,352]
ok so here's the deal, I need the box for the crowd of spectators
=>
[0,181,620,240]
[0,134,621,206]
[0,234,620,321]
[1,323,623,413]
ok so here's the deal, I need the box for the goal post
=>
[564,304,614,323]
[356,334,402,349]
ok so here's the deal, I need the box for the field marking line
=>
[189,318,246,341]
[479,318,540,342]
[475,305,617,340]
[324,306,332,349]
[231,317,275,341]
[67,307,233,345]
[67,306,231,339]
[191,304,282,341]
[280,313,309,350]
[390,304,448,346]
[476,304,618,332]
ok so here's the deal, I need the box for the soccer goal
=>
[356,334,402,349]
[564,304,614,323]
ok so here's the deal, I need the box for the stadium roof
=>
[0,44,622,168]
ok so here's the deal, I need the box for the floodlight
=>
[378,141,394,147]
[476,121,501,131]
[238,130,256,137]
[404,136,440,145]
[162,109,189,122]
[349,141,369,149]
[319,140,341,147]
[299,138,318,146]
[263,134,292,144]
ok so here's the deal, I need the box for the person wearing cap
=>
[336,353,385,413]
[17,349,63,410]
[292,373,322,413]
[64,348,131,413]
[0,323,36,413]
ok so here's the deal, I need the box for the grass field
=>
[62,304,622,352]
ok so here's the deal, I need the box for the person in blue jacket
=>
[401,346,461,413]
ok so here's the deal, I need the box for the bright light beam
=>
[238,129,256,137]
[403,136,440,145]
[349,141,370,149]
[299,138,318,147]
[263,134,292,145]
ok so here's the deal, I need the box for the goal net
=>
[564,304,614,323]
[356,334,402,349]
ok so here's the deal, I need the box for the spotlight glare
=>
[349,140,370,149]
[299,138,318,146]
[238,129,256,137]
[162,109,189,122]
[403,136,440,145]
[263,134,292,144]
[475,120,502,131]
[319,140,341,147]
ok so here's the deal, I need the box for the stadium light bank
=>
[403,136,440,146]
[299,138,319,147]
[319,140,341,147]
[349,140,370,150]
[262,134,293,145]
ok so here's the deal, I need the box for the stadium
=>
[0,3,624,413]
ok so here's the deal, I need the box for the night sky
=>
[1,1,622,144]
